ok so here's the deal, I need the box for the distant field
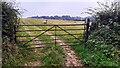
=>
[21,18,85,24]
[21,18,85,36]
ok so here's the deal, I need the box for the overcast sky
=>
[13,0,114,18]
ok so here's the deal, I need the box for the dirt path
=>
[44,31,82,66]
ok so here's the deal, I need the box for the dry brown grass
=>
[21,18,85,24]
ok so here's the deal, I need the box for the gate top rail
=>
[15,24,86,26]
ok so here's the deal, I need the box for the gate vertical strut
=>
[55,25,57,46]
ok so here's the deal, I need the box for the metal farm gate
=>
[14,21,90,48]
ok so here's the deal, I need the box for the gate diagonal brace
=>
[57,26,82,42]
[23,26,55,46]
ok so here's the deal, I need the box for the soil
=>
[45,32,83,66]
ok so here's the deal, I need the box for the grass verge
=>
[71,42,119,66]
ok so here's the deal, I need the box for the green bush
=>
[86,27,120,58]
[70,27,120,66]
[2,1,22,66]
[87,0,120,27]
[2,1,20,42]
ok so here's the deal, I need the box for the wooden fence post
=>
[84,18,90,42]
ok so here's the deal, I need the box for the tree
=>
[87,0,120,28]
[2,1,20,42]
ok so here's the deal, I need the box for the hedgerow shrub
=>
[1,1,27,66]
[86,27,120,58]
[2,1,20,42]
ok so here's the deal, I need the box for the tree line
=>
[29,15,86,21]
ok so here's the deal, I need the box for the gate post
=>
[84,18,90,42]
